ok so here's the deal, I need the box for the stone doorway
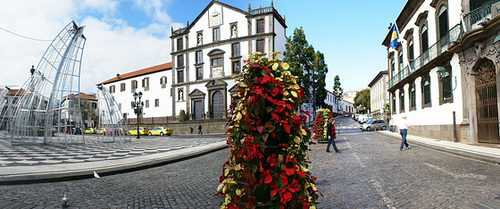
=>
[474,59,500,144]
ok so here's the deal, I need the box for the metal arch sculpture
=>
[0,87,9,130]
[7,21,86,145]
[96,86,131,142]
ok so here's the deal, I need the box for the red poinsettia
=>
[217,53,319,209]
[312,109,332,142]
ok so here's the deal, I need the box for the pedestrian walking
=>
[326,118,339,153]
[399,115,415,151]
[198,123,203,135]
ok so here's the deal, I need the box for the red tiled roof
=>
[97,62,172,86]
[69,92,97,100]
[7,88,25,96]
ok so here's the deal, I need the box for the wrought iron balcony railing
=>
[387,24,463,89]
[463,0,500,32]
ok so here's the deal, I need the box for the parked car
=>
[113,128,126,135]
[97,128,106,135]
[148,127,173,136]
[360,119,388,131]
[128,127,148,136]
[84,128,97,134]
[359,116,372,124]
[344,113,350,117]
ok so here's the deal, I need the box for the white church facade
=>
[170,0,287,120]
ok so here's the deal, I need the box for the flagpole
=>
[391,20,412,72]
[393,20,405,46]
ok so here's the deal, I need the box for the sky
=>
[0,0,407,94]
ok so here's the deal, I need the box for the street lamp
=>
[131,92,143,139]
[437,66,457,91]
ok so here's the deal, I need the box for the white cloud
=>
[132,0,174,25]
[0,0,176,94]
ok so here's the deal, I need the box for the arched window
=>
[420,25,429,52]
[407,39,414,68]
[439,66,453,104]
[398,50,404,72]
[421,75,431,108]
[437,4,449,39]
[409,82,416,110]
[392,92,396,113]
[391,59,395,77]
[399,89,405,112]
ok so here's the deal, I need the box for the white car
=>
[360,119,388,131]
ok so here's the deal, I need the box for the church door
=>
[212,91,224,119]
[193,100,203,120]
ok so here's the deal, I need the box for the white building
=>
[343,90,357,104]
[382,0,500,144]
[0,87,23,130]
[97,63,173,125]
[325,89,355,116]
[368,70,389,119]
[170,0,287,120]
[60,92,98,128]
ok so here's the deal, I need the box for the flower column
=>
[217,53,319,208]
[312,108,332,143]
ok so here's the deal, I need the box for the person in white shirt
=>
[399,115,415,151]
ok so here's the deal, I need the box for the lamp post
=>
[437,66,457,91]
[131,92,143,139]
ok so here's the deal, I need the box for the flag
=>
[390,23,400,49]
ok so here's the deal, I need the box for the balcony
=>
[387,24,463,89]
[250,6,273,15]
[463,0,500,32]
[172,27,187,36]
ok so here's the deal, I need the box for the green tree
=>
[312,51,328,110]
[81,100,98,128]
[354,89,370,114]
[332,75,343,110]
[284,27,316,104]
[178,109,187,123]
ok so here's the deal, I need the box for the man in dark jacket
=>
[326,118,339,153]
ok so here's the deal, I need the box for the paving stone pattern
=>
[0,133,225,167]
[0,149,227,208]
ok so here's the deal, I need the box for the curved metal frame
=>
[96,86,131,143]
[6,21,86,146]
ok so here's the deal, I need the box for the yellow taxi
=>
[114,128,127,135]
[128,127,148,136]
[148,127,173,136]
[84,128,97,134]
[97,128,106,134]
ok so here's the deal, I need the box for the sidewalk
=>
[0,134,228,184]
[377,130,500,164]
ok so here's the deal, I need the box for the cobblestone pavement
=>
[311,117,500,208]
[0,148,227,208]
[2,117,500,208]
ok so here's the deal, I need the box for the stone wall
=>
[396,124,458,142]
